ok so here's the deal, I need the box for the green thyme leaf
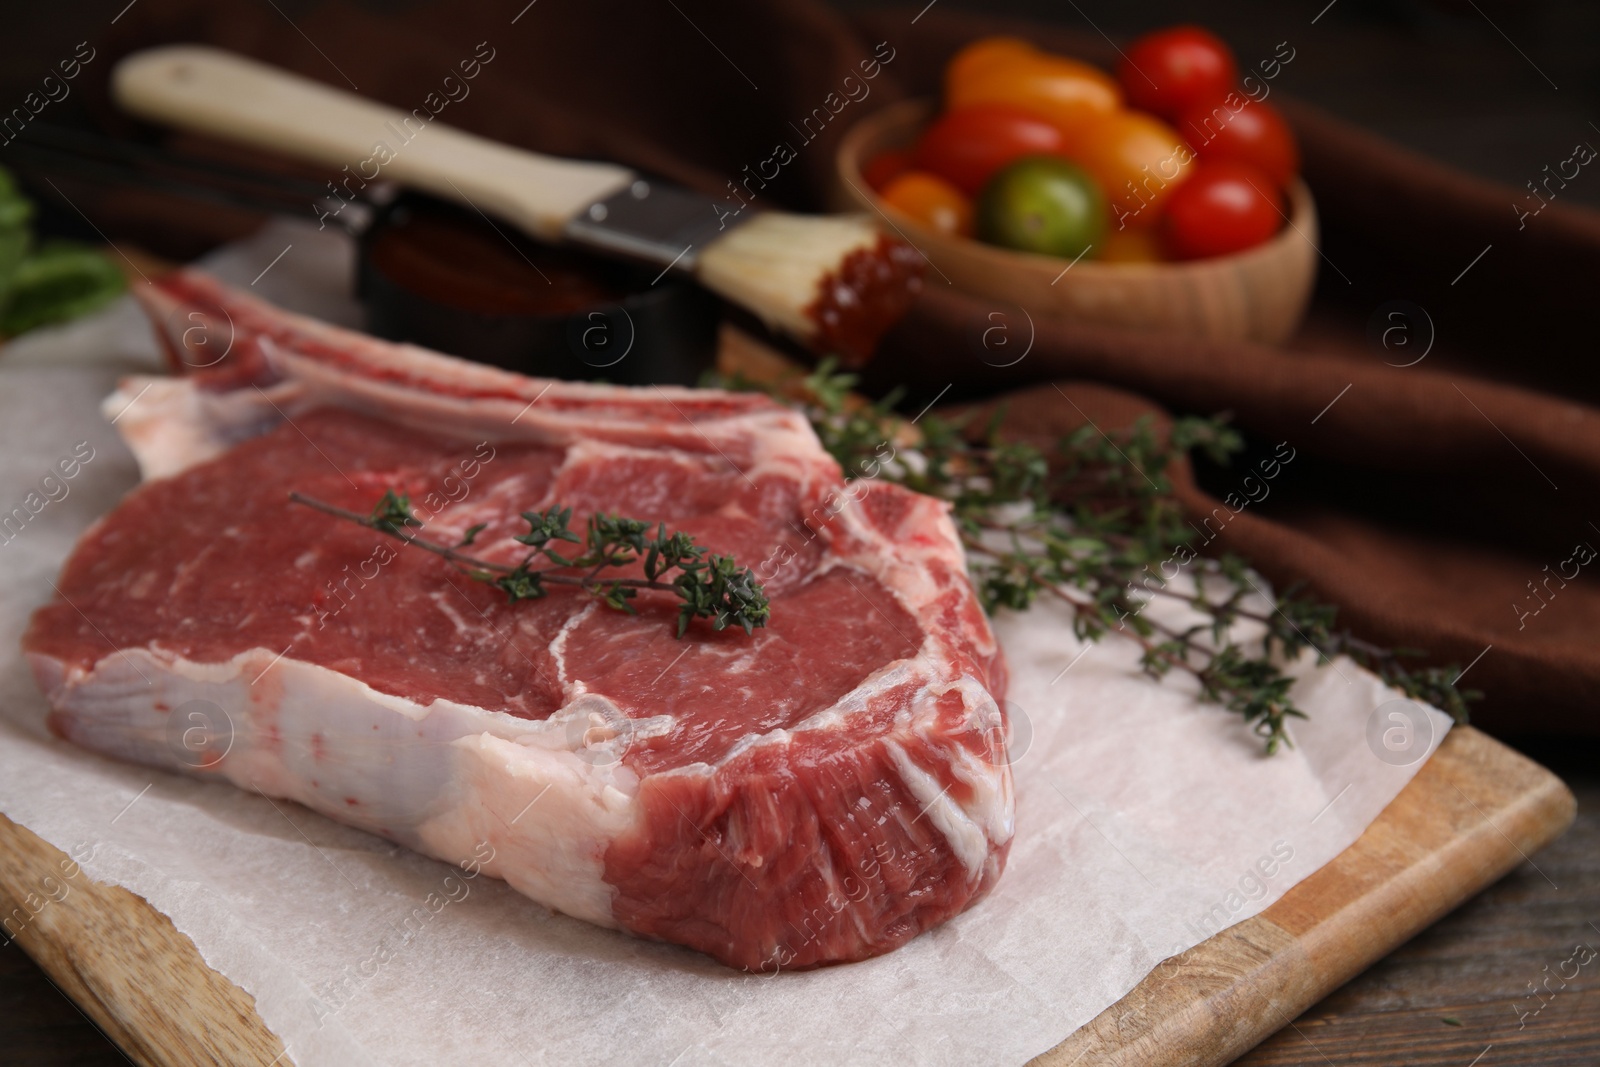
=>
[369,490,421,534]
[703,357,1477,753]
[292,489,769,639]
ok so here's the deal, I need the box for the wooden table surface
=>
[1234,735,1599,1067]
[3,735,1592,1066]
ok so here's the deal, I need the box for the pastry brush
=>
[112,45,923,363]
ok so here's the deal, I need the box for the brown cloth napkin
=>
[18,0,1597,737]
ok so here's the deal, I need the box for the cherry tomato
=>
[863,148,913,193]
[1118,26,1238,120]
[945,37,1037,96]
[913,104,1068,196]
[1160,160,1282,260]
[880,170,975,238]
[949,51,1122,139]
[976,157,1105,259]
[1071,111,1195,228]
[1099,226,1165,263]
[1176,95,1299,189]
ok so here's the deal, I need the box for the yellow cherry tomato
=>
[945,36,1038,96]
[1098,226,1165,263]
[880,170,975,238]
[949,51,1123,139]
[1070,111,1195,229]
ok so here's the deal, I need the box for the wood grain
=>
[1032,726,1576,1066]
[1235,735,1600,1067]
[0,814,288,1067]
[0,725,1572,1066]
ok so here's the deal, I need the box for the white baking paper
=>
[0,219,1452,1066]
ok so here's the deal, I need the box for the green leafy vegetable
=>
[0,241,126,336]
[0,166,126,338]
[0,167,36,308]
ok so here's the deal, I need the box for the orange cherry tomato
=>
[913,104,1068,196]
[1098,227,1165,264]
[945,36,1037,96]
[949,51,1123,138]
[1071,111,1195,229]
[863,148,913,193]
[880,170,975,237]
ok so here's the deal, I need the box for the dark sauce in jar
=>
[357,194,718,384]
[365,199,629,317]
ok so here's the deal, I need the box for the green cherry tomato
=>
[975,156,1106,259]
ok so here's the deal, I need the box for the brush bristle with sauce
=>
[695,213,925,366]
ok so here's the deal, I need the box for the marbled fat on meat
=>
[23,271,1012,969]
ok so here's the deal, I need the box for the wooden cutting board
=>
[0,725,1572,1067]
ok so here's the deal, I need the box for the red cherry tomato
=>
[913,104,1067,196]
[1119,26,1238,119]
[1161,161,1283,260]
[863,149,913,193]
[1176,96,1299,188]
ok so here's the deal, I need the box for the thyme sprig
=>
[290,490,770,638]
[713,359,1474,753]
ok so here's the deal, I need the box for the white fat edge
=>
[883,738,991,882]
[922,676,1016,847]
[545,601,600,696]
[780,655,932,737]
[674,651,937,769]
[41,643,654,928]
[545,435,832,509]
[43,641,656,804]
[269,340,818,460]
[50,642,672,776]
[464,469,559,518]
[517,691,676,774]
[53,643,594,738]
[786,663,1007,838]
[210,275,751,416]
[544,439,722,506]
[138,272,834,472]
[415,731,640,928]
[100,376,309,482]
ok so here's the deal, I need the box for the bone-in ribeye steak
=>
[24,271,1012,969]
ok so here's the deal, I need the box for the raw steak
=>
[24,271,1012,970]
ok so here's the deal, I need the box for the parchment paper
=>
[0,219,1453,1066]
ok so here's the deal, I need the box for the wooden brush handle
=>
[113,45,634,241]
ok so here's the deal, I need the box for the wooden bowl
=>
[832,99,1319,345]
